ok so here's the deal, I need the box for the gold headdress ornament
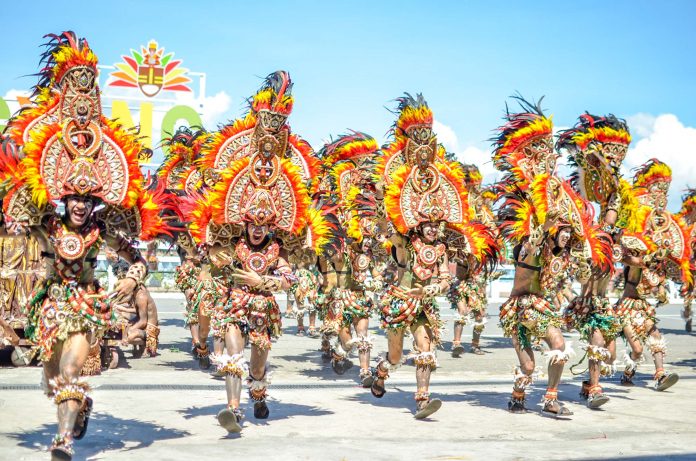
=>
[0,32,173,240]
[198,71,318,185]
[491,95,555,189]
[375,93,446,187]
[557,113,631,207]
[493,96,613,272]
[18,32,143,208]
[378,93,469,234]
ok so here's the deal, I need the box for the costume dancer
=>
[492,97,612,417]
[615,159,692,390]
[157,126,211,365]
[558,114,636,407]
[371,94,495,418]
[317,132,384,386]
[677,188,696,332]
[0,31,172,460]
[192,71,326,433]
[449,164,500,356]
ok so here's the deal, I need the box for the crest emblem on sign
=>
[108,40,192,97]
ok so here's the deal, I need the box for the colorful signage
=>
[108,40,192,97]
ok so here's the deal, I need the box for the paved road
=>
[1,295,695,461]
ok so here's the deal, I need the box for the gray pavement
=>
[1,295,696,461]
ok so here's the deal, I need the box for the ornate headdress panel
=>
[17,33,144,208]
[376,93,446,187]
[498,172,612,272]
[384,161,468,234]
[634,206,693,287]
[632,159,672,210]
[491,95,555,188]
[208,153,310,235]
[377,94,468,235]
[0,32,177,242]
[557,113,631,206]
[199,71,317,185]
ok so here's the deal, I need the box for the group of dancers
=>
[0,31,694,461]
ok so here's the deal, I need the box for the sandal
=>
[586,392,610,409]
[359,368,375,388]
[253,401,270,419]
[72,397,93,440]
[414,398,442,419]
[370,377,386,398]
[470,344,484,355]
[654,372,679,391]
[451,342,464,358]
[508,398,527,414]
[541,400,573,418]
[217,406,243,433]
[50,433,73,461]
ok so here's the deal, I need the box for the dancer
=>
[615,159,692,390]
[677,188,696,332]
[371,94,495,418]
[191,71,326,433]
[492,97,612,417]
[0,31,172,460]
[318,132,384,386]
[157,126,211,365]
[449,164,500,356]
[557,113,633,408]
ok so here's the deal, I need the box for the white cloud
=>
[626,113,658,139]
[433,120,459,152]
[174,90,232,127]
[624,113,696,209]
[434,120,501,184]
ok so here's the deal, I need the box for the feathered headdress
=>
[0,32,176,241]
[320,131,378,167]
[158,126,207,191]
[678,187,696,223]
[557,113,631,153]
[633,158,672,189]
[378,93,469,235]
[376,93,446,186]
[460,163,483,189]
[198,71,317,186]
[391,93,433,138]
[249,70,294,116]
[491,95,554,187]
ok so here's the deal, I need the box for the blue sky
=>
[2,0,695,206]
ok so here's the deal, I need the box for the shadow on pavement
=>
[343,386,513,415]
[672,356,696,369]
[8,411,190,460]
[658,327,695,338]
[177,400,333,425]
[158,317,184,328]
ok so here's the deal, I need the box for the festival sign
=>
[108,40,192,97]
[1,40,205,157]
